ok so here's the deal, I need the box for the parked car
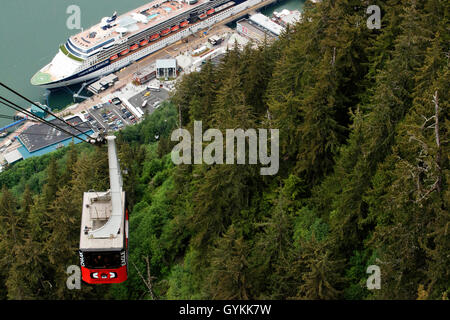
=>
[112,97,122,105]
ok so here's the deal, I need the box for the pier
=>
[0,118,26,134]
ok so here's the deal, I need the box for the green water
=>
[261,0,305,16]
[0,0,305,130]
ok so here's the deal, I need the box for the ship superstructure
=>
[30,0,249,89]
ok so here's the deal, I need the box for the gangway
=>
[73,78,98,101]
[0,117,27,133]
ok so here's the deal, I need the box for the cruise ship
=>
[30,0,264,89]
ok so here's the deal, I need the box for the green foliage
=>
[293,207,329,243]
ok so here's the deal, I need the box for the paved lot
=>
[128,87,170,117]
[86,101,137,133]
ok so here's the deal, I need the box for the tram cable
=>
[0,82,95,140]
[0,97,90,143]
[15,123,93,138]
[0,97,91,144]
[0,97,66,132]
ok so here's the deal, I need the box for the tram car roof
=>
[79,190,125,251]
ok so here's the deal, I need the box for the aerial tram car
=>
[79,135,128,284]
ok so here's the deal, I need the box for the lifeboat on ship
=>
[180,20,189,28]
[150,34,160,41]
[120,48,130,56]
[171,25,180,32]
[199,13,207,20]
[160,28,171,36]
[140,39,149,46]
[110,54,119,61]
[206,9,215,15]
[130,44,139,51]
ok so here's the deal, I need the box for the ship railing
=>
[116,37,128,45]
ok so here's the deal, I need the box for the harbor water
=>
[261,0,305,16]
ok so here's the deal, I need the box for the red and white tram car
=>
[79,136,128,284]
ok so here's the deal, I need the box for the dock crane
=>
[78,134,129,284]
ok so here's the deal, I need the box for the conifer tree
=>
[206,225,251,299]
[42,156,60,207]
[0,187,19,299]
[61,141,78,186]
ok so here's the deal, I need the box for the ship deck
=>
[71,0,208,50]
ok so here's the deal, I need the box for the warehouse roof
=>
[4,149,23,164]
[249,13,284,36]
[18,116,92,153]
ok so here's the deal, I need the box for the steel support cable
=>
[10,124,92,138]
[16,131,90,138]
[0,97,63,131]
[0,97,91,143]
[0,97,91,144]
[0,82,95,140]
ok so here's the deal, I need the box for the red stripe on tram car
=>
[81,265,127,284]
